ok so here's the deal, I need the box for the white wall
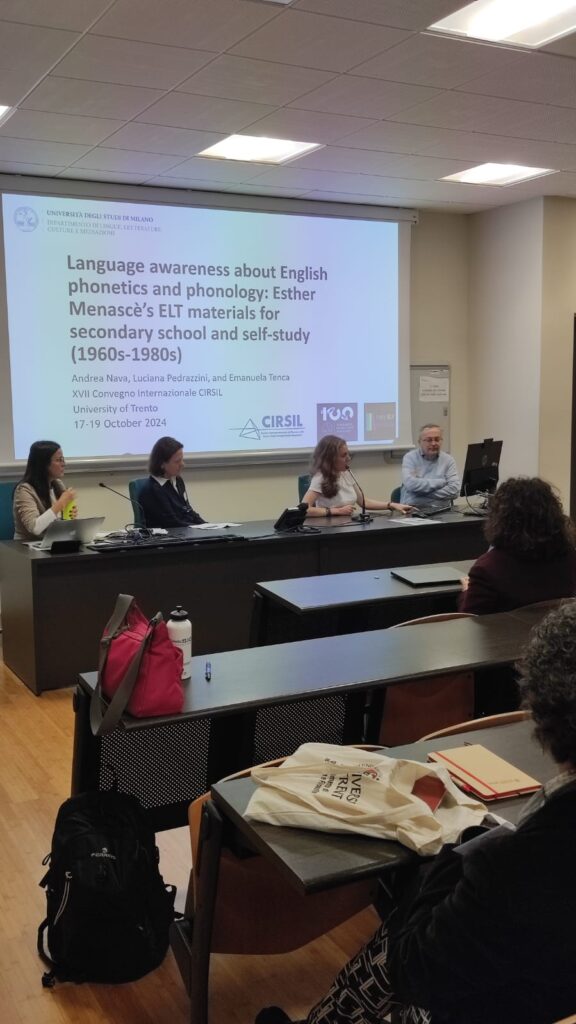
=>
[468,199,544,485]
[540,198,576,499]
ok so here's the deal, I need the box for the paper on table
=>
[188,522,241,529]
[388,517,441,526]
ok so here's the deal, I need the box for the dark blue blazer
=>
[138,476,204,529]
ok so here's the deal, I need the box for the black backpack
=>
[38,790,176,986]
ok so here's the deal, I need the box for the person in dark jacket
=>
[257,600,576,1024]
[138,436,204,528]
[459,476,576,614]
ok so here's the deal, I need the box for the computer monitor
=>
[460,438,502,497]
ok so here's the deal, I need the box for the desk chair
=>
[377,613,476,746]
[0,481,16,539]
[420,709,530,742]
[298,473,311,502]
[390,485,402,503]
[170,759,377,1024]
[128,477,148,526]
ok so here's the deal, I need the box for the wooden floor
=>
[0,645,378,1024]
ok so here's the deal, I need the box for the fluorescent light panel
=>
[198,134,323,164]
[429,0,576,48]
[0,105,14,128]
[442,162,555,185]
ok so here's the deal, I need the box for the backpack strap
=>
[90,595,162,737]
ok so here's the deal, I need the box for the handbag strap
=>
[90,594,162,737]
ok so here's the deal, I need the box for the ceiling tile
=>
[103,123,225,157]
[178,55,335,106]
[93,0,278,52]
[0,109,123,144]
[59,167,150,183]
[0,0,110,31]
[292,1,463,32]
[70,147,188,174]
[388,91,541,135]
[135,92,275,132]
[421,130,576,171]
[458,51,576,109]
[336,120,459,154]
[289,75,441,118]
[159,156,265,183]
[239,107,377,144]
[0,136,90,163]
[0,20,79,75]
[0,160,65,175]
[21,76,164,119]
[53,35,215,90]
[354,34,522,89]
[0,68,53,106]
[230,10,410,73]
[294,146,409,174]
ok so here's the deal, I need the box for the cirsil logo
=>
[14,206,38,232]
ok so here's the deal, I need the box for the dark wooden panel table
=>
[72,609,545,832]
[252,558,474,644]
[210,719,554,894]
[0,513,484,693]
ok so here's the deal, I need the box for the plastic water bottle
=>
[166,605,192,679]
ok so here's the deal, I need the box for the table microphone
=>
[98,481,148,529]
[346,467,372,523]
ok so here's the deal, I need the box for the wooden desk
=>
[72,609,545,832]
[0,513,484,693]
[210,720,554,894]
[252,559,473,645]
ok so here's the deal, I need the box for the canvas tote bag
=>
[90,593,184,736]
[245,743,487,856]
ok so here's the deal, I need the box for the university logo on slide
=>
[13,206,38,232]
[317,403,357,442]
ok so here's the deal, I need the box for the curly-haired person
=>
[459,476,576,614]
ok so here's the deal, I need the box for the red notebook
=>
[428,745,541,801]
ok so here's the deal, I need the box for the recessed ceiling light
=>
[442,162,556,186]
[197,134,323,164]
[0,105,14,128]
[429,0,576,48]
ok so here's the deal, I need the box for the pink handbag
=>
[90,594,184,736]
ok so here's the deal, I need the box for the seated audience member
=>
[459,476,576,614]
[257,600,576,1024]
[400,424,460,507]
[302,435,412,518]
[13,440,76,541]
[138,436,205,528]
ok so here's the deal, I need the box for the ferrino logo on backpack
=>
[37,789,177,986]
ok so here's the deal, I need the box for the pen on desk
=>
[205,661,212,682]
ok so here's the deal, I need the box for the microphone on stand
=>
[98,481,148,530]
[347,466,372,523]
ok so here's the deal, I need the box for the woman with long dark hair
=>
[302,435,411,518]
[138,436,204,528]
[13,440,76,541]
[460,476,576,613]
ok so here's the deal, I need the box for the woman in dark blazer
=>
[138,436,204,529]
[459,476,576,614]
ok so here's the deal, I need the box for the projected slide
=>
[2,192,400,459]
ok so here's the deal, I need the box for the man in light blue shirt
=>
[400,424,460,508]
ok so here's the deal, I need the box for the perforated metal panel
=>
[99,717,211,808]
[253,695,347,763]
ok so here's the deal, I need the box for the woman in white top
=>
[13,440,76,541]
[302,435,412,518]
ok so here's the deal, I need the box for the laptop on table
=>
[32,517,105,552]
